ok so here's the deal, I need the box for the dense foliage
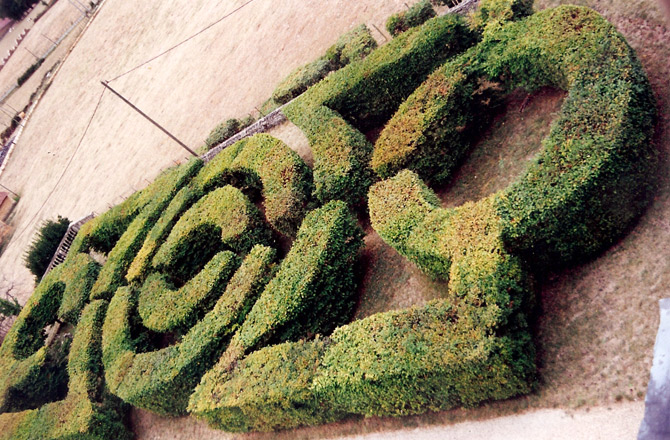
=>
[0,0,37,20]
[386,0,436,36]
[23,216,70,282]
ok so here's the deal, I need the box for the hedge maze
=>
[0,0,657,436]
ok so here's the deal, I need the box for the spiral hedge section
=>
[0,0,658,436]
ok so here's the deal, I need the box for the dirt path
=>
[0,0,408,302]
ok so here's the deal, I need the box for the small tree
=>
[0,295,20,317]
[0,0,39,20]
[23,215,70,282]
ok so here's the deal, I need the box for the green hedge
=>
[151,185,271,283]
[103,246,276,415]
[138,251,239,332]
[372,6,656,269]
[0,278,64,413]
[0,300,131,440]
[314,301,534,416]
[271,24,377,105]
[284,13,476,203]
[203,116,255,150]
[51,253,100,324]
[470,0,534,35]
[88,159,203,300]
[189,338,339,432]
[283,103,373,205]
[386,1,436,37]
[196,201,363,384]
[195,134,314,236]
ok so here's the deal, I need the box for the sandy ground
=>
[0,0,408,300]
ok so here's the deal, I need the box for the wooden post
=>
[101,80,199,157]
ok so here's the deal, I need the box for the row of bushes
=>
[103,246,276,415]
[271,24,377,105]
[284,13,477,204]
[189,201,364,418]
[386,0,436,37]
[203,116,256,151]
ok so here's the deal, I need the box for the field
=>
[0,0,668,438]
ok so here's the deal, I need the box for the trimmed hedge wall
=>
[151,185,270,283]
[0,301,131,440]
[189,338,339,432]
[195,134,314,236]
[138,251,239,332]
[386,0,436,37]
[314,301,534,416]
[103,246,276,415]
[271,24,377,105]
[88,159,203,300]
[373,5,656,267]
[193,201,363,394]
[284,13,476,203]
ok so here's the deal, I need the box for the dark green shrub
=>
[23,216,70,282]
[271,25,377,105]
[205,201,364,376]
[0,0,38,20]
[0,300,131,440]
[386,1,436,37]
[204,116,255,150]
[189,338,340,432]
[138,251,239,332]
[17,58,44,87]
[0,296,21,317]
[103,246,276,415]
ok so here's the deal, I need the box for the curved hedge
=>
[191,201,364,409]
[271,24,377,105]
[103,245,276,415]
[151,185,270,282]
[0,300,130,440]
[284,13,477,204]
[373,5,656,267]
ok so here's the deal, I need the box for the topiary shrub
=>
[386,0,437,37]
[284,13,477,203]
[372,5,657,268]
[103,245,276,415]
[0,300,131,440]
[271,24,377,105]
[23,216,70,283]
[203,116,256,150]
[189,338,340,432]
[193,201,364,392]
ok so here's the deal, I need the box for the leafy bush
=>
[199,201,364,379]
[314,301,534,416]
[203,116,255,150]
[271,25,377,105]
[103,246,276,415]
[88,159,202,300]
[151,185,271,283]
[0,300,131,440]
[271,58,333,105]
[373,6,656,268]
[195,134,314,236]
[386,0,436,37]
[469,0,534,34]
[284,13,476,203]
[139,251,239,332]
[189,338,340,432]
[23,216,70,282]
[0,0,38,20]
